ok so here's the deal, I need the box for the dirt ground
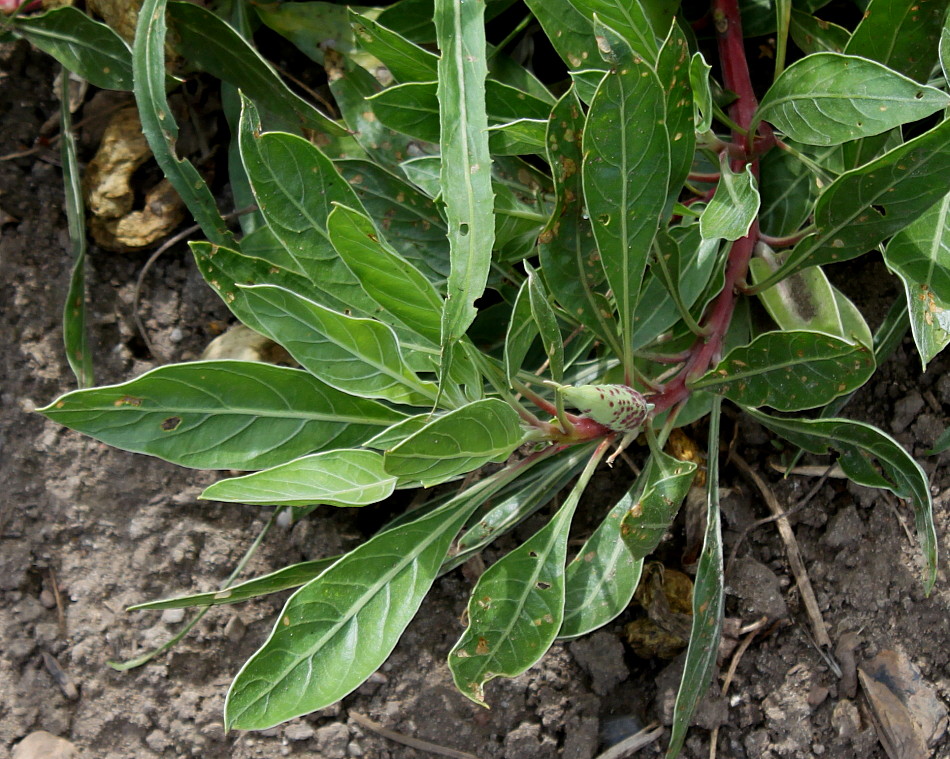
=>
[3,40,950,759]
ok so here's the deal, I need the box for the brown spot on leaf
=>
[161,416,182,431]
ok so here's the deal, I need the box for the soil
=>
[3,40,950,759]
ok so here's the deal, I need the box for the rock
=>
[12,731,76,759]
[347,741,364,757]
[569,631,628,695]
[822,505,864,549]
[504,722,557,759]
[144,729,171,753]
[224,614,245,643]
[762,663,818,754]
[315,723,349,759]
[727,557,788,621]
[891,392,924,434]
[831,699,861,740]
[161,608,185,625]
[284,723,314,741]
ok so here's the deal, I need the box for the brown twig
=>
[349,711,481,759]
[49,567,67,637]
[730,453,832,652]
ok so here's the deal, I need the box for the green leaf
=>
[436,0,495,350]
[12,7,133,90]
[667,398,724,759]
[400,155,443,197]
[757,143,820,237]
[38,361,405,470]
[133,0,232,247]
[583,55,670,376]
[254,1,359,64]
[488,119,549,155]
[337,159,450,285]
[523,0,603,102]
[745,408,938,592]
[755,53,950,146]
[700,156,760,242]
[788,9,849,54]
[689,52,714,134]
[128,558,339,611]
[201,449,396,507]
[691,331,875,411]
[539,89,620,355]
[504,280,538,384]
[884,192,950,368]
[568,0,661,63]
[525,262,564,384]
[238,97,377,316]
[620,449,697,561]
[750,255,845,335]
[225,476,500,729]
[383,399,526,486]
[765,116,950,284]
[168,2,344,136]
[656,22,695,214]
[328,204,444,345]
[59,73,93,389]
[942,21,950,88]
[449,443,606,705]
[350,9,438,82]
[845,0,950,83]
[926,426,950,455]
[239,284,438,406]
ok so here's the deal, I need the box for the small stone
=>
[831,699,861,739]
[12,731,77,759]
[284,723,314,742]
[145,729,172,753]
[891,392,924,434]
[569,631,628,695]
[727,557,788,621]
[224,615,245,643]
[822,505,864,548]
[161,608,186,625]
[315,723,349,759]
[39,589,56,609]
[347,741,364,757]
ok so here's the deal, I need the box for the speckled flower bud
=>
[561,384,652,432]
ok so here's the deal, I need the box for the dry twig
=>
[592,722,665,759]
[349,711,481,759]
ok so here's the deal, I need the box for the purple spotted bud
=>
[561,384,652,432]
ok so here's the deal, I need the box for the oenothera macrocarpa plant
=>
[25,0,949,753]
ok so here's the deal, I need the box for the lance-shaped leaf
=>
[758,143,822,237]
[449,444,606,705]
[133,0,232,247]
[504,279,538,384]
[383,399,526,486]
[539,89,620,355]
[254,1,357,63]
[657,23,695,212]
[885,192,950,368]
[667,398,724,759]
[12,7,133,90]
[523,0,603,102]
[760,116,950,286]
[225,478,498,730]
[436,0,495,349]
[201,449,396,508]
[845,0,949,83]
[689,52,714,133]
[745,408,937,592]
[700,156,760,242]
[350,9,439,83]
[583,49,670,374]
[337,159,450,284]
[238,98,376,316]
[755,53,950,146]
[691,331,874,411]
[168,1,344,135]
[620,450,697,561]
[568,0,660,63]
[789,9,850,54]
[526,262,564,384]
[560,465,655,640]
[328,204,443,346]
[38,361,405,470]
[129,558,339,610]
[239,284,438,406]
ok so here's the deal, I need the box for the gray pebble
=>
[161,608,186,625]
[891,391,924,434]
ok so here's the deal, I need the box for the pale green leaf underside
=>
[756,52,950,146]
[37,361,404,470]
[700,159,760,242]
[201,449,396,507]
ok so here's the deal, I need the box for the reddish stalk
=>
[650,0,761,415]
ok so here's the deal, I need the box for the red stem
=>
[650,0,761,416]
